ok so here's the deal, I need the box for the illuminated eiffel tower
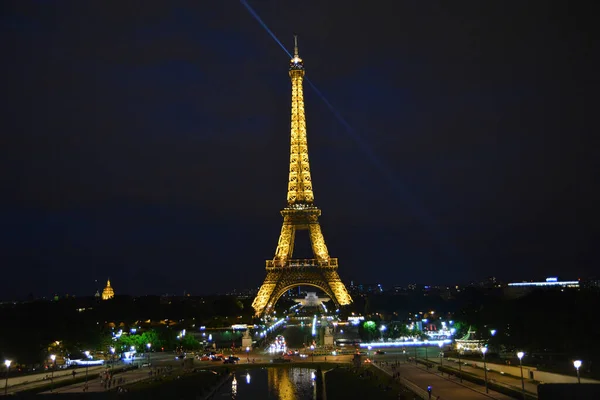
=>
[252,36,353,317]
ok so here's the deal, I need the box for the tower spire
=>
[294,34,299,58]
[287,34,311,204]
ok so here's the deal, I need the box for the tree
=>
[359,321,379,342]
[180,334,200,350]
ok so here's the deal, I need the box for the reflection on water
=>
[217,368,316,400]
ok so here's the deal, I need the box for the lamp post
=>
[517,351,525,396]
[438,342,444,374]
[4,360,11,396]
[147,343,152,366]
[84,351,90,384]
[424,340,429,361]
[110,347,115,371]
[481,347,489,394]
[573,360,582,384]
[50,354,56,393]
[456,344,462,383]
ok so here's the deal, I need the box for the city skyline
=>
[1,2,596,298]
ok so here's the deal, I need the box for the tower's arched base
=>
[252,259,352,317]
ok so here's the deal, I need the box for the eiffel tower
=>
[252,36,353,317]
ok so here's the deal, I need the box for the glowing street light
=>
[147,343,152,366]
[517,352,525,394]
[4,360,11,396]
[84,351,91,385]
[573,360,582,384]
[456,344,463,382]
[490,329,497,337]
[481,347,489,393]
[50,354,56,393]
[110,347,116,370]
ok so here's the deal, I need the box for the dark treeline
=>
[356,287,600,377]
[0,295,254,366]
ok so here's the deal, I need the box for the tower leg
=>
[308,223,329,261]
[274,223,295,263]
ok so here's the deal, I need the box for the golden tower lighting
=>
[252,35,353,317]
[101,279,115,300]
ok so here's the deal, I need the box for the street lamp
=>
[517,351,525,395]
[368,345,372,358]
[4,360,11,396]
[414,346,418,365]
[573,360,582,384]
[438,342,444,371]
[147,343,152,366]
[456,344,462,383]
[424,340,429,361]
[84,351,90,384]
[481,347,489,393]
[50,354,56,393]
[110,347,115,370]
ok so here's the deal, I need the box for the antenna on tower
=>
[293,33,299,57]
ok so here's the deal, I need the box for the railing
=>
[266,258,338,268]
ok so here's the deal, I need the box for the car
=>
[375,350,386,355]
[223,359,237,364]
[228,356,240,361]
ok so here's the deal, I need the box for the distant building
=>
[505,277,579,298]
[101,279,115,300]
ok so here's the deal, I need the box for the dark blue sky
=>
[0,1,596,299]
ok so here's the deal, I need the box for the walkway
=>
[430,357,537,396]
[374,360,515,400]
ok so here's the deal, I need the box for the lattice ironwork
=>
[252,36,352,317]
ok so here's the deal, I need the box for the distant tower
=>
[102,279,115,300]
[251,35,353,317]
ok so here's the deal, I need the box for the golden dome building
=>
[102,279,115,300]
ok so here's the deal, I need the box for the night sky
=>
[1,1,596,299]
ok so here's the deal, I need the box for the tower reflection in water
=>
[231,375,237,398]
[268,368,316,400]
[227,368,317,399]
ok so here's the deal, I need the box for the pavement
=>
[2,364,106,394]
[427,356,537,396]
[46,367,157,394]
[373,359,515,400]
